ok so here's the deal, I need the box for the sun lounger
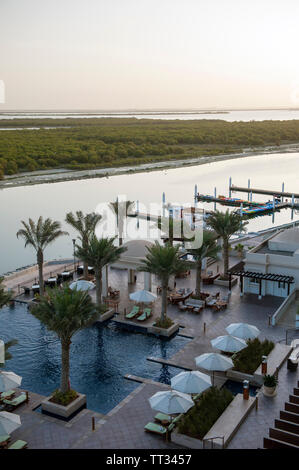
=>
[137,308,151,322]
[8,440,27,449]
[125,306,140,319]
[0,390,15,401]
[3,393,27,410]
[144,421,175,439]
[154,412,172,424]
[0,435,10,448]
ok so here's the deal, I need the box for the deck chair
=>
[125,306,140,319]
[0,435,10,448]
[137,308,151,321]
[8,440,27,449]
[0,390,15,401]
[3,393,27,410]
[144,421,175,440]
[154,412,172,425]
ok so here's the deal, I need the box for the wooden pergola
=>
[229,266,294,296]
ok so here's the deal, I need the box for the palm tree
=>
[31,286,98,394]
[75,235,127,306]
[187,230,220,296]
[206,210,248,280]
[65,211,102,279]
[139,242,190,323]
[16,217,68,296]
[109,199,134,246]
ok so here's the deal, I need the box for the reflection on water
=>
[0,303,189,414]
[1,152,299,274]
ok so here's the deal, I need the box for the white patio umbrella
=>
[0,411,21,435]
[0,371,22,393]
[195,352,234,386]
[225,323,260,340]
[69,280,95,292]
[211,335,247,353]
[129,289,157,303]
[149,390,194,414]
[171,371,211,395]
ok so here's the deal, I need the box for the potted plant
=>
[263,374,278,396]
[234,243,244,258]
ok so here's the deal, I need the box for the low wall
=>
[254,343,292,384]
[148,322,180,337]
[271,290,297,326]
[95,308,115,323]
[172,393,256,449]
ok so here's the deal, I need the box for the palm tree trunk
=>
[195,260,202,296]
[37,249,44,296]
[60,339,71,394]
[223,238,229,280]
[95,268,102,306]
[161,279,168,322]
[83,261,89,280]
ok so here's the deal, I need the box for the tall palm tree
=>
[65,211,102,279]
[206,210,248,280]
[139,242,190,323]
[187,230,220,296]
[16,217,68,296]
[31,286,98,394]
[109,199,134,246]
[75,235,127,306]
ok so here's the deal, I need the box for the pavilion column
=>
[102,265,108,298]
[144,272,152,291]
[287,282,290,295]
[128,269,135,284]
[240,275,243,297]
[258,279,262,300]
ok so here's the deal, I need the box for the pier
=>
[230,184,299,201]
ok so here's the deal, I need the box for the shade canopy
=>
[69,280,95,292]
[0,411,21,435]
[129,289,157,303]
[211,335,247,353]
[0,371,22,393]
[195,352,234,371]
[149,390,194,414]
[225,323,260,340]
[171,370,211,394]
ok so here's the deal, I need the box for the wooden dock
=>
[230,184,299,200]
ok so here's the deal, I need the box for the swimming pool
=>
[0,303,189,414]
[223,379,259,397]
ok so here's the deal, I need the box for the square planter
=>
[148,322,179,337]
[214,276,238,288]
[41,392,86,419]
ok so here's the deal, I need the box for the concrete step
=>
[289,394,299,405]
[294,387,299,396]
[275,419,299,436]
[280,410,299,424]
[285,402,299,415]
[269,428,299,447]
[264,437,299,449]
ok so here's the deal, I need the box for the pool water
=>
[0,303,189,414]
[223,379,259,397]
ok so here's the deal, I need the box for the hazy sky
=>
[1,0,299,110]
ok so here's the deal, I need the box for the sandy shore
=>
[1,142,299,189]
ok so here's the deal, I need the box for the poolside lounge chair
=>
[0,390,15,401]
[125,306,140,319]
[8,440,27,449]
[144,421,175,440]
[0,435,10,448]
[154,412,172,425]
[136,308,151,322]
[3,393,27,410]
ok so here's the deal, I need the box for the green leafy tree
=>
[16,217,68,296]
[188,230,220,296]
[31,286,98,394]
[138,242,190,323]
[206,210,248,280]
[65,211,102,279]
[109,199,134,246]
[75,235,127,306]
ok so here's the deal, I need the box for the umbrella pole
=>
[212,371,215,387]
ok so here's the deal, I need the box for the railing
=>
[202,435,225,449]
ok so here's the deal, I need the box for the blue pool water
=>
[0,303,189,414]
[223,379,259,397]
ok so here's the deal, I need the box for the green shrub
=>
[233,338,275,375]
[263,374,278,387]
[155,316,174,329]
[50,389,78,406]
[177,387,233,439]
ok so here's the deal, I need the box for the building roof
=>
[121,239,154,260]
[268,227,299,253]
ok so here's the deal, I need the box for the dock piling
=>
[229,177,232,198]
[214,187,217,210]
[247,179,250,200]
[282,182,285,202]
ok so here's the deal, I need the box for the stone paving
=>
[2,256,299,449]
